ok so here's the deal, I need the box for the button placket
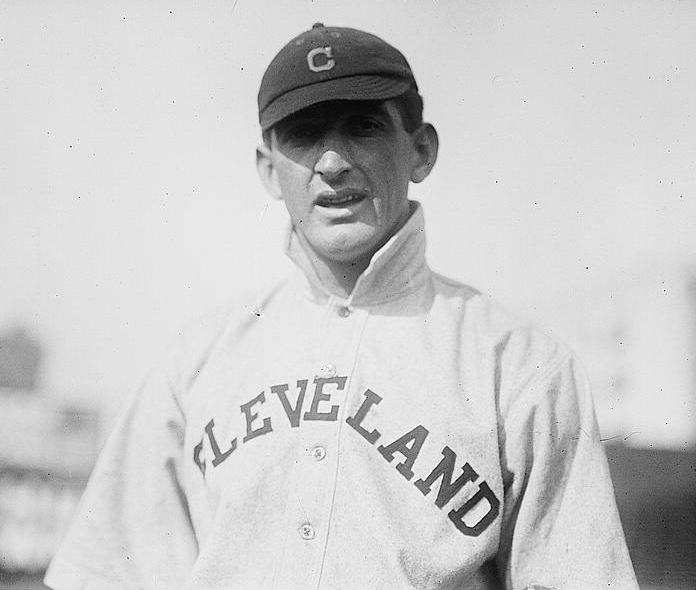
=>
[316,307,369,570]
[276,302,367,589]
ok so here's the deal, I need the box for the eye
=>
[279,123,320,144]
[347,116,385,136]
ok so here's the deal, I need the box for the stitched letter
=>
[414,446,478,507]
[346,388,382,444]
[448,481,500,536]
[271,380,308,428]
[378,425,429,481]
[241,391,273,442]
[204,419,237,467]
[304,376,346,421]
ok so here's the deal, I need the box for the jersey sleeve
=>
[495,349,638,590]
[43,364,198,590]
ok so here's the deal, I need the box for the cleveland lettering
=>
[192,375,500,537]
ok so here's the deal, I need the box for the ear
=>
[409,123,439,184]
[256,143,283,200]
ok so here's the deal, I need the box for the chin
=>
[318,229,382,264]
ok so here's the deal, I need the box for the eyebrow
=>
[270,101,396,147]
[284,101,392,123]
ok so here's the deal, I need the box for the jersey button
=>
[318,363,336,378]
[337,305,351,318]
[310,446,326,461]
[300,523,316,540]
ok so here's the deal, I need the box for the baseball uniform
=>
[45,202,638,590]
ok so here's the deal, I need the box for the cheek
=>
[373,151,412,201]
[275,161,311,201]
[378,141,412,181]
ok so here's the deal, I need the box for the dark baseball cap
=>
[258,23,419,131]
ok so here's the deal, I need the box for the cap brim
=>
[259,75,412,131]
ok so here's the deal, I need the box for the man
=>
[45,23,638,590]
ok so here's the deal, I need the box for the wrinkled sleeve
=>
[44,365,197,590]
[496,352,638,590]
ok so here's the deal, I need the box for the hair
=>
[262,88,424,146]
[390,87,424,134]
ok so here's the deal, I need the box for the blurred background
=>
[2,0,695,588]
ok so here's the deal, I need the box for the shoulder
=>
[430,269,578,408]
[157,278,290,395]
[431,270,569,355]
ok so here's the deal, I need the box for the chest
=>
[180,295,504,589]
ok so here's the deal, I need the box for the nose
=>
[314,142,352,180]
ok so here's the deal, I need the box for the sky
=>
[2,0,695,447]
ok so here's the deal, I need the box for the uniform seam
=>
[431,271,481,296]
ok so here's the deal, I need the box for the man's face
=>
[258,100,423,265]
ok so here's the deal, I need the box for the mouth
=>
[315,190,368,208]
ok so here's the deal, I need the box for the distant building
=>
[0,389,100,575]
[0,328,42,390]
[0,324,100,578]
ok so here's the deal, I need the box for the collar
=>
[285,201,429,307]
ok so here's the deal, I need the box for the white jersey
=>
[45,203,638,590]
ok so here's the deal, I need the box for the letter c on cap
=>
[307,46,335,72]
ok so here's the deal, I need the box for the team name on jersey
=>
[192,375,500,537]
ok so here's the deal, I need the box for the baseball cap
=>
[258,23,419,131]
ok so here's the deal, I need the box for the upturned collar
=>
[285,201,429,307]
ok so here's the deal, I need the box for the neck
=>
[297,236,373,299]
[291,203,416,299]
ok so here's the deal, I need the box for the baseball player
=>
[45,23,638,590]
